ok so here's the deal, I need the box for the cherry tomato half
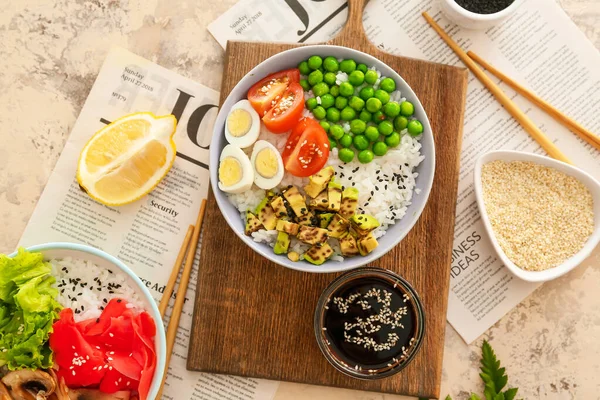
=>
[282,117,330,177]
[247,69,301,117]
[262,82,305,133]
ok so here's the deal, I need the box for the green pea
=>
[364,126,379,142]
[298,61,310,76]
[366,97,382,113]
[306,98,317,111]
[339,59,356,74]
[299,79,310,92]
[339,134,353,148]
[338,147,355,163]
[357,63,368,73]
[323,72,337,86]
[348,70,365,86]
[323,56,339,72]
[349,96,365,111]
[320,94,335,109]
[329,137,337,149]
[308,55,323,70]
[359,110,372,122]
[350,119,366,134]
[372,110,386,122]
[380,77,396,93]
[330,85,340,97]
[374,89,390,105]
[400,101,415,117]
[320,120,330,132]
[341,107,356,121]
[359,86,375,101]
[364,70,378,85]
[335,96,348,110]
[373,141,388,156]
[358,149,374,164]
[312,106,326,120]
[339,82,354,97]
[327,107,341,122]
[378,120,394,136]
[330,124,344,139]
[308,70,323,86]
[385,132,401,147]
[394,115,408,131]
[312,82,329,97]
[407,119,424,136]
[383,101,401,118]
[352,134,369,151]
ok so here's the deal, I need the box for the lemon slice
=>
[77,112,177,206]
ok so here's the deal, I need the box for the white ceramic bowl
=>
[9,242,167,400]
[474,151,600,282]
[438,0,525,30]
[211,45,436,274]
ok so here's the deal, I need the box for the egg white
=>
[218,145,254,194]
[250,140,284,190]
[224,99,260,149]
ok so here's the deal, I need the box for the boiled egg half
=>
[218,145,254,194]
[225,100,260,148]
[250,140,284,190]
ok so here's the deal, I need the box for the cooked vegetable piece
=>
[318,213,335,228]
[274,232,290,255]
[327,214,350,238]
[340,235,360,257]
[288,252,300,262]
[297,225,329,245]
[350,214,380,236]
[296,212,315,226]
[304,243,334,265]
[283,186,307,217]
[327,181,343,212]
[276,220,300,236]
[270,196,288,218]
[340,187,359,217]
[309,190,330,211]
[357,233,379,256]
[245,211,264,235]
[304,166,335,198]
[255,197,278,230]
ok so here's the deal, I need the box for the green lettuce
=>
[0,248,62,370]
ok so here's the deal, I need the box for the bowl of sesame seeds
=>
[474,151,600,282]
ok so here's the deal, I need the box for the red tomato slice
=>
[247,68,300,117]
[262,82,304,133]
[282,118,330,177]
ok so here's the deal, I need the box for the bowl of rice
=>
[9,242,167,400]
[211,45,435,273]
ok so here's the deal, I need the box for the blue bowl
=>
[9,242,166,400]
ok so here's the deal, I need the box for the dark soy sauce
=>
[324,277,417,369]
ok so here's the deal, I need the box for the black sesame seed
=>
[96,318,100,323]
[108,269,113,274]
[103,299,108,303]
[117,299,122,303]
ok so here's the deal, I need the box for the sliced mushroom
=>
[0,381,12,400]
[46,370,68,400]
[67,390,131,400]
[1,370,55,400]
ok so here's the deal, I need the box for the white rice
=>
[51,258,145,322]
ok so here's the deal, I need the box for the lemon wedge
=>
[77,112,177,206]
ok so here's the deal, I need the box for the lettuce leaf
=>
[0,248,61,370]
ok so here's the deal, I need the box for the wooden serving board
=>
[188,1,467,398]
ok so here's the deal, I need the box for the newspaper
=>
[18,47,279,400]
[209,0,600,344]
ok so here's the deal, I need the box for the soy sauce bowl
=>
[314,268,425,379]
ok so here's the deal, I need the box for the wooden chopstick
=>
[467,51,600,151]
[158,224,195,317]
[157,198,207,398]
[422,12,572,165]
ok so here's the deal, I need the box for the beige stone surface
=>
[0,0,598,399]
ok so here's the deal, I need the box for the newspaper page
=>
[18,46,279,400]
[208,0,600,344]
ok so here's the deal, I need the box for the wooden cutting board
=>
[188,1,467,398]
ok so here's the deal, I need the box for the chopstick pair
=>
[422,12,600,164]
[156,198,207,398]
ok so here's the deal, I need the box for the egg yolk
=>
[254,148,278,178]
[219,156,243,186]
[227,109,252,137]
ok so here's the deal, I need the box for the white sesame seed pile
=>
[481,160,595,271]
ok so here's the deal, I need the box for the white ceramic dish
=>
[474,151,600,282]
[210,45,436,274]
[9,242,167,400]
[438,0,524,30]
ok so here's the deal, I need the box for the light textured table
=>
[0,0,598,399]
